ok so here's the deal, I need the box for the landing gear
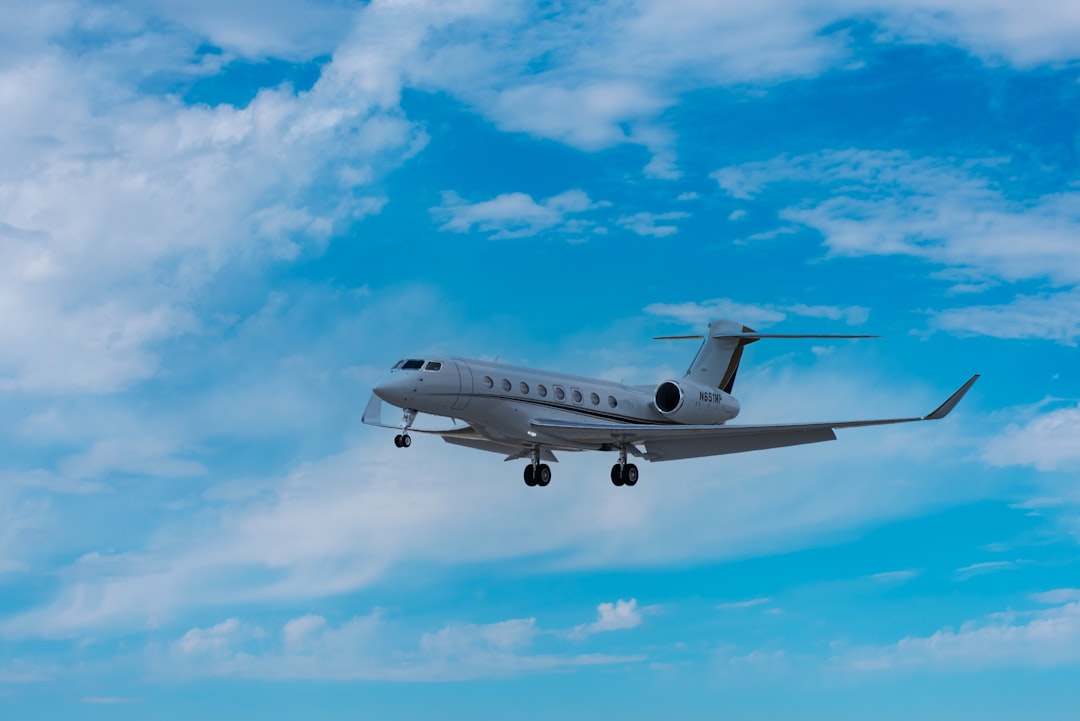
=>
[609,463,639,486]
[611,446,638,487]
[394,408,417,448]
[610,464,624,486]
[523,448,551,487]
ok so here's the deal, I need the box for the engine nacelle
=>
[653,379,740,424]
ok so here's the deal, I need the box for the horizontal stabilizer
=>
[654,333,879,340]
[714,333,879,339]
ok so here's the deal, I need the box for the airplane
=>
[363,318,979,487]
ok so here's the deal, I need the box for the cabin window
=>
[537,384,548,398]
[571,388,583,404]
[483,376,494,388]
[402,359,424,370]
[554,386,565,401]
[520,381,530,394]
[608,395,618,408]
[590,392,600,405]
[501,379,511,391]
[424,361,442,371]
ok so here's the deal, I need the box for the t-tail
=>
[655,319,878,393]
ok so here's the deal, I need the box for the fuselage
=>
[372,356,741,451]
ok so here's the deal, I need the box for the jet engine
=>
[653,379,740,424]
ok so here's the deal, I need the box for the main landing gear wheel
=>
[524,463,551,487]
[610,464,625,487]
[394,434,412,448]
[611,463,638,486]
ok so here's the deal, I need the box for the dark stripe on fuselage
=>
[425,391,680,426]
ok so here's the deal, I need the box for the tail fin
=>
[683,319,758,391]
[655,319,878,392]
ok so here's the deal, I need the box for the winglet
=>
[924,374,980,420]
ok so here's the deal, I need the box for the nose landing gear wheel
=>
[524,464,537,487]
[610,464,625,486]
[536,464,551,486]
[394,434,412,448]
[622,463,639,486]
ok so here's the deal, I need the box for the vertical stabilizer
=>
[683,319,758,391]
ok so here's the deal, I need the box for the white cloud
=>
[645,298,869,328]
[144,0,357,59]
[877,0,1080,68]
[432,189,600,239]
[81,696,137,704]
[1032,589,1080,604]
[330,0,1080,177]
[984,404,1080,471]
[282,614,327,649]
[716,597,772,610]
[617,212,690,237]
[0,9,430,393]
[952,560,1024,580]
[175,618,245,655]
[850,599,1080,670]
[711,150,1080,286]
[711,150,1080,343]
[933,292,1080,345]
[421,618,538,656]
[167,609,640,681]
[571,599,644,637]
[866,570,920,584]
[0,660,54,684]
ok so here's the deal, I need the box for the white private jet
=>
[364,319,978,487]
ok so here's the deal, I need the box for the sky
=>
[1,0,1080,718]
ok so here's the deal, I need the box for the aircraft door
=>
[452,360,473,410]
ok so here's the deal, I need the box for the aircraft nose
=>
[373,374,409,405]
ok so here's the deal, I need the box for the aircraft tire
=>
[401,434,412,448]
[394,434,403,447]
[623,464,639,487]
[537,464,552,486]
[610,464,625,486]
[524,464,537,487]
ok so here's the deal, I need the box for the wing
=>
[531,375,979,462]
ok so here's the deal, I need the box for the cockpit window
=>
[392,360,405,369]
[424,361,442,371]
[401,359,425,370]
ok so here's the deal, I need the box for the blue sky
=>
[2,1,1080,718]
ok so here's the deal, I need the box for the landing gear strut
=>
[610,446,638,487]
[523,447,551,487]
[394,408,417,448]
